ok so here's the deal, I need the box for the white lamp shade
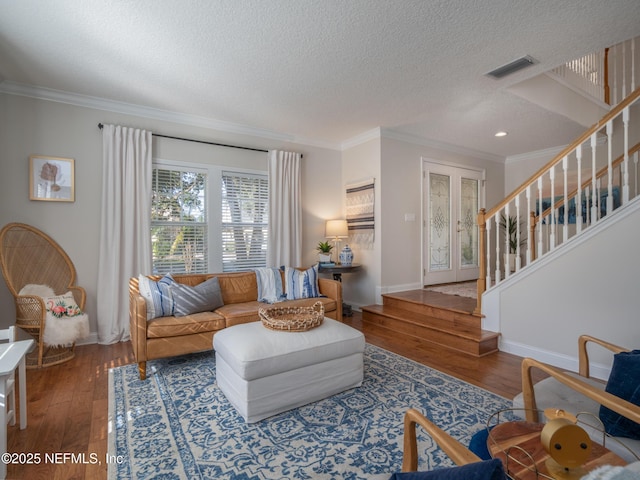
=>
[325,219,348,238]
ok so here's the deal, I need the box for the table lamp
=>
[325,219,348,263]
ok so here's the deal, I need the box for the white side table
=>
[0,339,34,480]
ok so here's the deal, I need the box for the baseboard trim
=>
[77,332,99,345]
[500,338,611,381]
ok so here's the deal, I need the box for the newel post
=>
[474,208,486,315]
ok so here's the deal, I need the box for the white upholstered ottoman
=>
[213,318,365,423]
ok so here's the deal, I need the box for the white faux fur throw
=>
[18,284,90,347]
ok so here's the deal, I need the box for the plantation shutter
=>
[221,171,268,272]
[151,167,207,274]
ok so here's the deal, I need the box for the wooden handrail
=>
[535,141,640,223]
[485,86,640,221]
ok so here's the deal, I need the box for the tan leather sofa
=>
[129,270,343,380]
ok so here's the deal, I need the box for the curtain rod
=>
[97,123,273,154]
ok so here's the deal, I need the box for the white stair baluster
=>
[606,120,614,215]
[622,41,627,99]
[494,213,501,284]
[537,177,544,257]
[504,204,510,279]
[515,196,521,271]
[525,185,532,265]
[549,166,556,250]
[576,145,583,233]
[591,133,599,223]
[485,218,492,289]
[632,38,636,92]
[562,156,569,243]
[634,151,639,198]
[622,106,630,203]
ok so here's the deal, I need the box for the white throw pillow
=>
[43,291,82,317]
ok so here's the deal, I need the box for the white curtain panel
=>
[97,124,152,344]
[267,150,302,268]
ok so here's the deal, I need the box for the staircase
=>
[361,289,499,357]
[362,39,639,358]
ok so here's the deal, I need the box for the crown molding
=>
[505,144,566,164]
[380,128,505,164]
[340,127,382,150]
[0,81,342,151]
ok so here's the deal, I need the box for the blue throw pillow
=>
[599,349,640,439]
[387,458,506,480]
[284,264,320,300]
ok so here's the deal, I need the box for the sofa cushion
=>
[599,350,640,440]
[138,273,175,320]
[215,272,259,304]
[284,264,320,299]
[215,297,337,327]
[171,277,224,316]
[146,311,226,338]
[280,296,337,313]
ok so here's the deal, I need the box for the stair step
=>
[361,304,499,357]
[382,293,481,329]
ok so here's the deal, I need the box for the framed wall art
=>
[29,155,75,202]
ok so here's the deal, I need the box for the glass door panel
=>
[423,162,483,285]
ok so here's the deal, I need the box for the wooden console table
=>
[318,264,362,316]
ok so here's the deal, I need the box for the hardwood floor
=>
[6,311,542,479]
[7,342,134,480]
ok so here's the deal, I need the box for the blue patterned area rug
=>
[108,344,510,479]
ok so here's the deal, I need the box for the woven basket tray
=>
[259,301,324,332]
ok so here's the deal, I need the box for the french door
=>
[423,161,484,285]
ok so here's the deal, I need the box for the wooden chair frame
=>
[520,335,639,425]
[402,408,481,471]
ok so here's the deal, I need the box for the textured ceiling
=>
[1,0,639,158]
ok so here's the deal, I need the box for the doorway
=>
[423,160,484,285]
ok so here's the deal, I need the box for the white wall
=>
[379,134,505,294]
[0,93,342,338]
[504,146,564,194]
[341,137,382,308]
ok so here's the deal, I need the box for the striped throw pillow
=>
[284,264,320,300]
[138,273,175,320]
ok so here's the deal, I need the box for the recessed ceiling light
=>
[495,131,508,137]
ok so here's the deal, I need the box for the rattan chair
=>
[0,223,86,368]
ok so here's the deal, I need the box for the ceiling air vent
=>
[486,55,537,79]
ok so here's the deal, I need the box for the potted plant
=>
[499,214,525,272]
[316,241,334,263]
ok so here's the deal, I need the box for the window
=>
[151,167,207,274]
[221,171,268,272]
